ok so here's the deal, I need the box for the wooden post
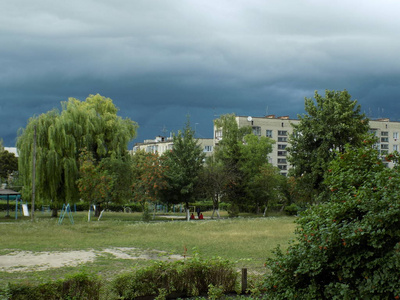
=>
[241,268,247,294]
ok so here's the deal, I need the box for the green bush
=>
[283,203,298,216]
[112,254,238,299]
[6,272,101,300]
[227,203,239,218]
[264,143,400,299]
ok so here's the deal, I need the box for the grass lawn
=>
[0,210,296,290]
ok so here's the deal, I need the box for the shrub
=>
[283,203,298,216]
[227,203,239,218]
[264,143,400,299]
[112,253,238,299]
[6,272,101,300]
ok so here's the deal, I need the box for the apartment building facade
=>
[133,115,400,175]
[133,136,214,157]
[213,115,400,176]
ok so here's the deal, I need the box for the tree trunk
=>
[95,204,101,218]
[185,202,190,221]
[212,194,220,219]
[51,208,58,218]
[98,209,105,221]
[212,208,221,219]
[263,205,268,217]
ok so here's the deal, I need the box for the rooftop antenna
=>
[161,125,167,137]
[213,107,220,118]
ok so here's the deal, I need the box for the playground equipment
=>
[58,203,74,225]
[15,196,29,219]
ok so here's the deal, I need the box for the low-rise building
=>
[133,136,214,157]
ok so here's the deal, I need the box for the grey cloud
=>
[1,0,400,146]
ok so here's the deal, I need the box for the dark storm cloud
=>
[1,0,400,146]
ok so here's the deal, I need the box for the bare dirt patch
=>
[0,248,184,273]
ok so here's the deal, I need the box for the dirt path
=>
[0,248,184,273]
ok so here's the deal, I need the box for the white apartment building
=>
[133,136,214,157]
[214,115,400,176]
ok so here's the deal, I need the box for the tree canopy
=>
[213,114,279,213]
[0,148,18,182]
[17,94,138,207]
[265,141,400,299]
[131,150,167,208]
[287,90,369,199]
[162,119,205,219]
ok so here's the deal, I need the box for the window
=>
[252,126,261,136]
[381,137,389,143]
[278,158,287,164]
[266,130,273,138]
[278,130,287,136]
[146,145,158,153]
[394,132,399,140]
[278,151,287,156]
[381,150,389,155]
[277,137,287,142]
[381,144,389,150]
[277,144,287,149]
[381,131,389,137]
[215,130,222,140]
[204,145,213,152]
[278,165,287,170]
[394,145,399,152]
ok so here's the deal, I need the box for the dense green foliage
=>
[264,142,400,299]
[213,114,251,207]
[112,254,238,299]
[0,148,18,183]
[213,114,283,213]
[5,272,101,300]
[197,157,234,218]
[76,149,114,215]
[288,90,369,200]
[16,94,137,209]
[162,119,205,218]
[131,150,167,207]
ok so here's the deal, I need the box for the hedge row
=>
[0,201,233,214]
[3,256,241,299]
[5,272,100,300]
[1,201,296,215]
[112,255,238,299]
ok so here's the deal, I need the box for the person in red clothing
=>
[190,213,195,220]
[199,213,204,220]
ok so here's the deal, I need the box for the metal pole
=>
[31,125,36,221]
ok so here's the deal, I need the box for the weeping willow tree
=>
[17,94,138,216]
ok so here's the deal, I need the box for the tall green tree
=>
[247,163,285,216]
[264,141,400,299]
[197,156,236,219]
[131,150,167,213]
[239,133,276,212]
[76,148,114,218]
[214,114,279,213]
[213,114,251,208]
[162,119,205,220]
[287,90,369,201]
[0,148,18,184]
[101,155,134,204]
[17,94,137,215]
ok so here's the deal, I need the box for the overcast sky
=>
[1,0,400,147]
